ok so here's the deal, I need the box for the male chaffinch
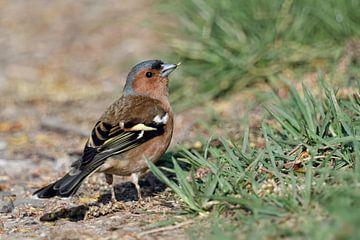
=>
[34,59,178,201]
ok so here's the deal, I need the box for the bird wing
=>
[71,96,170,171]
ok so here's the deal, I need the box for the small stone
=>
[0,192,15,213]
[192,141,203,150]
[0,199,14,213]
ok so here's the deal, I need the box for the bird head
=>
[123,60,178,99]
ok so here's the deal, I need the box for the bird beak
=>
[160,63,180,77]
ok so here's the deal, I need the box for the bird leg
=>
[131,172,142,200]
[105,173,116,202]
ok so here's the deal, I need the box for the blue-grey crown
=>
[123,59,164,95]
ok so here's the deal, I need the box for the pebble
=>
[0,199,14,213]
[0,192,15,213]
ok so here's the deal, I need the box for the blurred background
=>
[0,0,168,162]
[0,0,359,239]
[1,0,358,163]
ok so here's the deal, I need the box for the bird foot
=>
[130,172,143,201]
[110,186,117,203]
[137,193,142,201]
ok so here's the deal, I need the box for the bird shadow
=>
[98,171,168,203]
[39,172,168,222]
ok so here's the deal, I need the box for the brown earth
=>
[0,1,195,239]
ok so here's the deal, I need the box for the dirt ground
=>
[0,1,196,239]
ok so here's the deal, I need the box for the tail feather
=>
[34,147,118,199]
[33,164,102,198]
[33,182,59,198]
[33,173,84,198]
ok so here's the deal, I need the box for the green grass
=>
[161,0,360,108]
[148,78,360,239]
[151,1,360,238]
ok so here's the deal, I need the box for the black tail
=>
[33,165,101,198]
[34,146,120,198]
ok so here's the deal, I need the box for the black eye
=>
[145,72,153,78]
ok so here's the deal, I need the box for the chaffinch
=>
[34,60,178,201]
